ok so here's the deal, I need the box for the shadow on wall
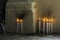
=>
[41,6,53,17]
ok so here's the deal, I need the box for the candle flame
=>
[45,18,49,22]
[20,19,23,23]
[43,18,46,22]
[51,18,54,23]
[48,19,51,22]
[16,18,19,22]
[46,19,49,22]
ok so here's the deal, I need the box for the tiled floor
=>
[0,34,60,40]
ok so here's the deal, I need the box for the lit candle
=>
[20,19,23,34]
[42,18,46,34]
[46,18,49,34]
[16,18,20,33]
[39,18,41,33]
[50,18,54,34]
[48,19,51,34]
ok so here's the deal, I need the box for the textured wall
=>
[36,0,60,34]
[5,0,60,34]
[5,0,37,33]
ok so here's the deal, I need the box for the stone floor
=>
[0,34,60,40]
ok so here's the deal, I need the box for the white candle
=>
[48,22,51,34]
[50,23,53,34]
[16,18,19,33]
[50,18,54,34]
[21,22,23,34]
[39,18,41,33]
[43,18,46,34]
[43,22,45,34]
[46,18,49,34]
[20,19,23,34]
[46,22,49,34]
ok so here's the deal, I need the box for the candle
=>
[48,19,51,34]
[50,18,54,34]
[39,18,41,33]
[20,19,23,34]
[42,18,46,34]
[46,18,49,34]
[16,18,20,33]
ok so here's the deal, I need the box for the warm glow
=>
[48,19,51,22]
[43,18,46,22]
[20,19,23,23]
[45,18,48,22]
[50,18,54,23]
[39,18,41,21]
[46,19,49,22]
[16,18,19,22]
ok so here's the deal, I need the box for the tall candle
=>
[46,18,49,34]
[50,18,54,34]
[48,19,51,34]
[20,19,23,34]
[48,18,51,34]
[16,18,20,33]
[43,18,46,34]
[50,23,53,34]
[39,18,41,33]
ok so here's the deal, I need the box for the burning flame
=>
[45,18,49,22]
[16,18,19,22]
[20,19,23,23]
[50,18,54,23]
[42,17,55,23]
[43,18,46,22]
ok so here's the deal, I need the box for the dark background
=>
[0,0,7,33]
[0,0,7,21]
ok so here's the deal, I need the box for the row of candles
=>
[16,17,55,34]
[39,17,55,34]
[16,18,23,34]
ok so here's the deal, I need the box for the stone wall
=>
[5,0,37,33]
[5,0,60,34]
